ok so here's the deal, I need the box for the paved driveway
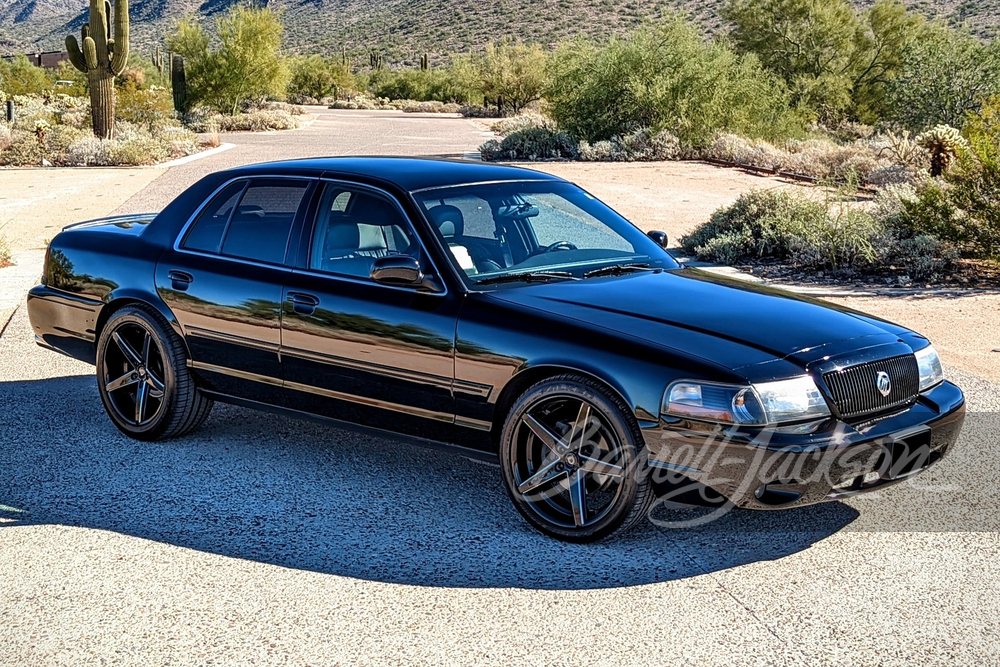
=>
[1,109,998,666]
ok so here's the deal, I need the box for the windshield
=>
[412,181,679,287]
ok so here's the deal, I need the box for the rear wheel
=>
[499,374,653,542]
[96,304,213,440]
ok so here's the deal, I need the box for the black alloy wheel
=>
[96,304,214,441]
[500,374,654,542]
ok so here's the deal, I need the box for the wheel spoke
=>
[522,413,567,456]
[569,402,592,450]
[568,469,588,527]
[145,371,165,394]
[517,458,566,494]
[105,371,139,393]
[135,382,149,424]
[141,332,153,366]
[579,455,624,479]
[112,331,143,369]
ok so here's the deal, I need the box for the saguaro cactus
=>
[171,54,187,113]
[66,0,129,139]
[420,53,429,71]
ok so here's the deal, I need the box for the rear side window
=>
[221,181,310,264]
[181,181,246,253]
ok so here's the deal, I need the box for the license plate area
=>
[875,427,936,480]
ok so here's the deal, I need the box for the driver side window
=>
[309,184,418,280]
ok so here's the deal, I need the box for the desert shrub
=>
[185,107,300,132]
[469,39,547,115]
[1,132,44,166]
[578,128,682,161]
[167,6,289,114]
[116,82,175,128]
[546,16,803,147]
[0,55,53,97]
[685,186,963,278]
[459,104,494,118]
[705,133,901,183]
[491,112,556,136]
[0,124,11,151]
[682,189,827,261]
[287,55,354,100]
[368,68,474,104]
[399,100,462,113]
[480,127,578,161]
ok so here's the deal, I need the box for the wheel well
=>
[489,365,631,450]
[95,298,183,354]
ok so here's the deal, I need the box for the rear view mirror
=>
[647,230,669,249]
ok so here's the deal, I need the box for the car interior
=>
[310,186,418,278]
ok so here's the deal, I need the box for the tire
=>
[96,303,213,441]
[499,374,654,542]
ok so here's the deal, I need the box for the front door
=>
[279,181,460,440]
[156,177,314,404]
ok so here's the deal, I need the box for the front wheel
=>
[499,374,654,542]
[96,304,213,441]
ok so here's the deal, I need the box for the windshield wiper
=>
[582,263,656,279]
[475,271,580,286]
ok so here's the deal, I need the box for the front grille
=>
[823,354,920,419]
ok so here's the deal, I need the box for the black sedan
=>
[27,157,966,542]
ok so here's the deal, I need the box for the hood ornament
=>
[876,371,892,397]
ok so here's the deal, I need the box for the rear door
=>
[156,177,315,404]
[279,180,461,440]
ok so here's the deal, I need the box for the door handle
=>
[287,292,320,315]
[168,270,194,291]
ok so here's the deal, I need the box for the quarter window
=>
[181,181,246,254]
[220,180,310,265]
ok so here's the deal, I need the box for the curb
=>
[153,143,236,169]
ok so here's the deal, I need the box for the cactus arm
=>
[90,0,109,65]
[66,35,89,72]
[109,0,129,75]
[83,35,99,70]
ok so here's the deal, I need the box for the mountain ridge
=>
[2,0,998,61]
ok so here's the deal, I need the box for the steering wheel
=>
[542,241,578,253]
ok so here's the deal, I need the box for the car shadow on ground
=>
[0,375,860,590]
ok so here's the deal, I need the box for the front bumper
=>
[643,380,966,510]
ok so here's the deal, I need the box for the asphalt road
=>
[1,110,999,666]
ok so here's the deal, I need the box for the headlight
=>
[914,344,944,391]
[753,376,831,424]
[663,376,830,426]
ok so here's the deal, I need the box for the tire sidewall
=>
[96,307,179,440]
[499,378,647,543]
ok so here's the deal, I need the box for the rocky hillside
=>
[2,0,997,61]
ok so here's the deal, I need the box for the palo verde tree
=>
[66,0,130,139]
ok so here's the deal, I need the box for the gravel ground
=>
[1,109,998,666]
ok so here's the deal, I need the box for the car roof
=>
[220,157,566,193]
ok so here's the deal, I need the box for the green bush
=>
[578,128,683,162]
[884,25,1000,131]
[545,16,803,147]
[0,55,54,97]
[480,126,578,161]
[682,188,960,278]
[368,68,473,104]
[287,55,354,101]
[116,82,175,127]
[167,6,290,114]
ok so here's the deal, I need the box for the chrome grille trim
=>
[823,354,920,419]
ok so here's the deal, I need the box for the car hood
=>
[487,268,913,377]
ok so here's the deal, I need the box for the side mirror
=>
[647,230,669,249]
[370,255,442,292]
